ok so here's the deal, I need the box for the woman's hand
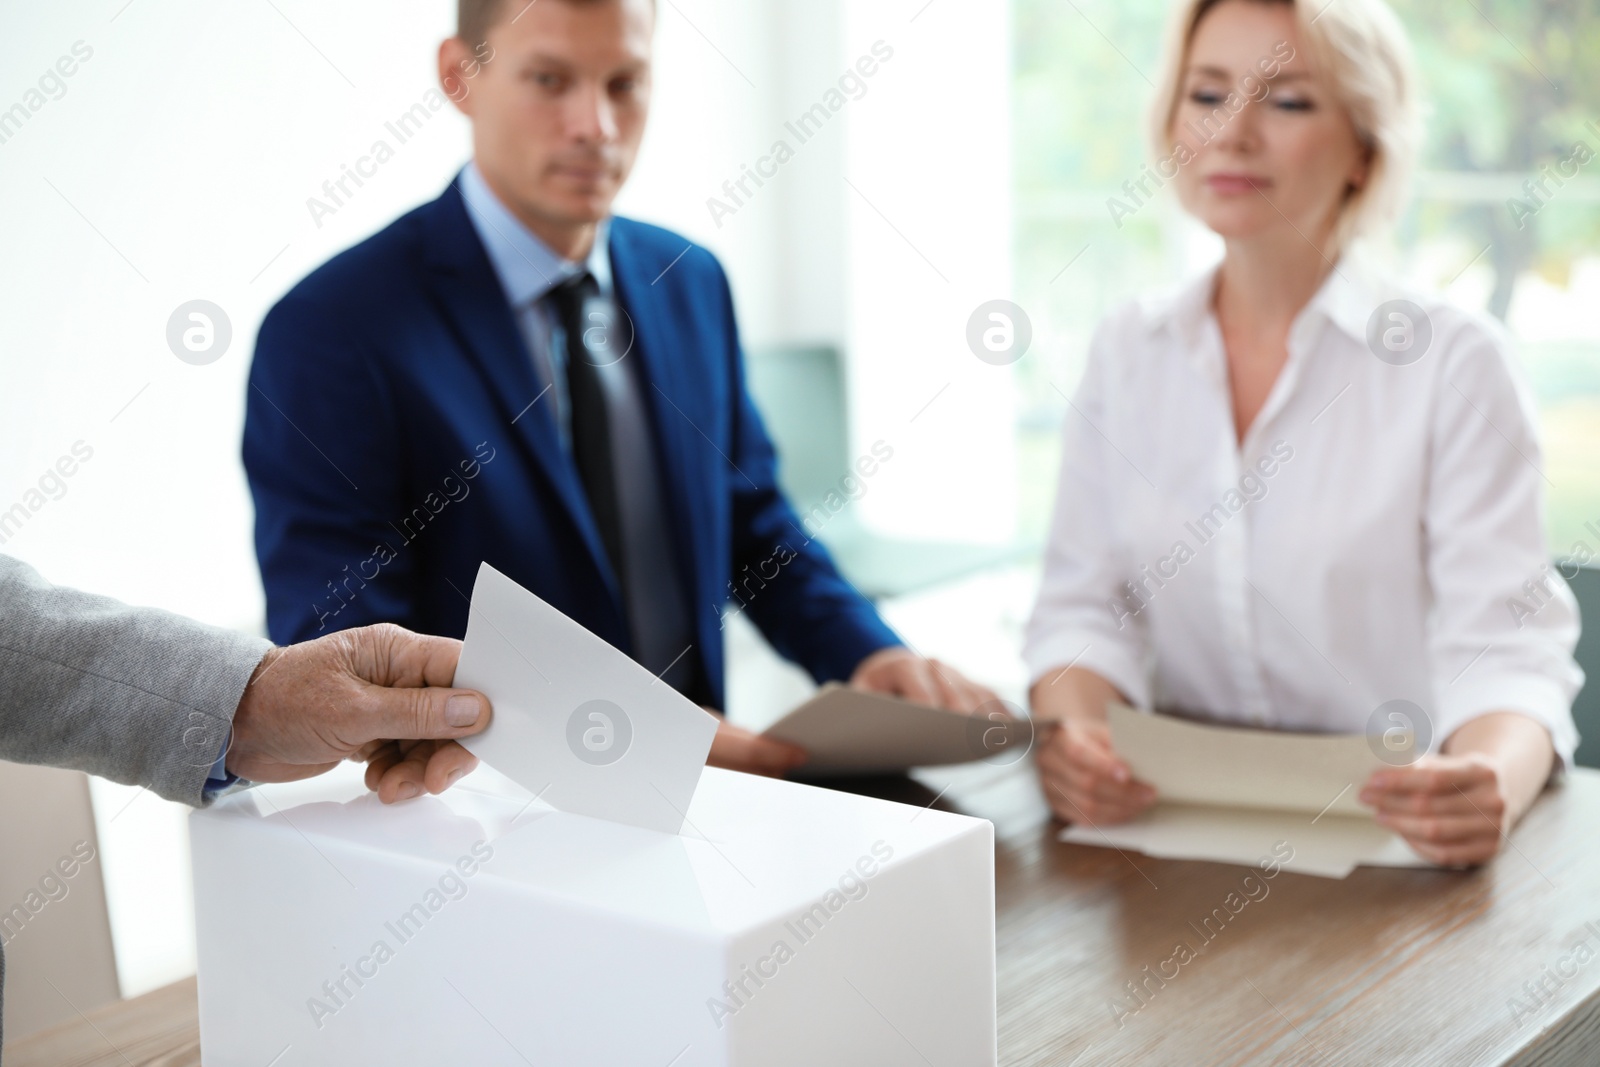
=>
[1360,755,1508,866]
[1360,711,1555,868]
[1030,665,1156,826]
[1035,715,1158,825]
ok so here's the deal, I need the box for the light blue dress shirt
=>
[459,161,612,451]
[202,728,236,800]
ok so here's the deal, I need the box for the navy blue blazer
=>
[243,176,900,708]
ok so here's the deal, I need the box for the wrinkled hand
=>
[1360,754,1508,867]
[1035,715,1157,826]
[707,719,808,777]
[849,646,997,712]
[229,623,492,804]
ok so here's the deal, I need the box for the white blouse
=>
[1023,258,1583,763]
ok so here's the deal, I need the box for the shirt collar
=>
[1301,253,1385,345]
[458,161,612,307]
[1142,252,1382,349]
[1141,263,1221,351]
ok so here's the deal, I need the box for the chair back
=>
[1566,563,1599,769]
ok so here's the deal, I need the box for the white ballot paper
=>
[1058,705,1434,878]
[453,563,719,834]
[762,683,1035,775]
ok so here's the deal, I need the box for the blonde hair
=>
[1148,0,1421,247]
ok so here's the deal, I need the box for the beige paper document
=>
[762,683,1034,775]
[1057,706,1434,878]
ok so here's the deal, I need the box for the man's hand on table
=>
[707,719,808,777]
[849,646,999,712]
[228,623,492,804]
[702,648,1001,779]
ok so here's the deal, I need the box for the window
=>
[1011,0,1600,557]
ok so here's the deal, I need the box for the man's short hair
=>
[458,0,507,48]
[459,0,643,47]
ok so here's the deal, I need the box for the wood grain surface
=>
[910,761,1600,1067]
[7,766,1598,1066]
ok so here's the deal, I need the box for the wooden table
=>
[9,766,1600,1066]
[930,761,1600,1066]
[3,976,199,1067]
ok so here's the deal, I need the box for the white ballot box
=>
[190,763,996,1066]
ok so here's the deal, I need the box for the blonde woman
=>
[1025,0,1582,866]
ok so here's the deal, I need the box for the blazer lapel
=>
[420,179,620,600]
[609,221,711,622]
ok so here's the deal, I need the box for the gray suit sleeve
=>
[0,554,273,809]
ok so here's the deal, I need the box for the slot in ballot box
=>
[190,762,996,1066]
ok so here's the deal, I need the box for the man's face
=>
[447,0,654,232]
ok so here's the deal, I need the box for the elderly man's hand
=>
[228,623,491,803]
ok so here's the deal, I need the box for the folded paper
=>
[763,683,1034,775]
[1106,703,1407,817]
[1058,706,1432,878]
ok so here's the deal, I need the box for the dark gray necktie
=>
[548,272,627,593]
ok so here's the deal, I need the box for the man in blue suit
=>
[244,0,995,788]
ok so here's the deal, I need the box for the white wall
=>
[0,0,1013,996]
[626,1,1018,549]
[845,1,1016,543]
